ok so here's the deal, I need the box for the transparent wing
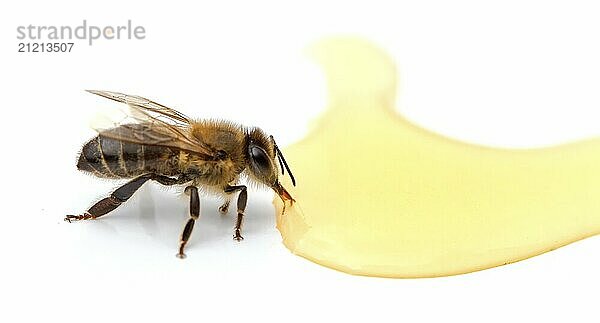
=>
[87,90,192,124]
[87,90,215,158]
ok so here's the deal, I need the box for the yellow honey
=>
[273,38,600,278]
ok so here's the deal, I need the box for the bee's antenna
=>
[276,146,296,187]
[271,136,296,186]
[276,151,286,176]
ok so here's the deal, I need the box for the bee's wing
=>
[88,90,215,159]
[87,90,191,124]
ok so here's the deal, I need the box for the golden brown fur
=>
[186,119,248,188]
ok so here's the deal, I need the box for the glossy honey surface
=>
[274,38,600,278]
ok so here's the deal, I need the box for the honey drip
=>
[274,38,600,278]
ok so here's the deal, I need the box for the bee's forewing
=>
[86,90,215,158]
[89,103,130,133]
[86,90,191,125]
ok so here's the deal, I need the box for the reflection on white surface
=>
[64,179,280,260]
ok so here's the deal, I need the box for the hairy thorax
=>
[178,151,240,187]
[180,120,248,188]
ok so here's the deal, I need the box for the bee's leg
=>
[224,185,248,241]
[65,174,153,222]
[218,200,230,215]
[65,173,178,222]
[176,186,200,259]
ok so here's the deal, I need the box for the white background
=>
[1,1,599,322]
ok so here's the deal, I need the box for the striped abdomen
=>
[77,136,179,179]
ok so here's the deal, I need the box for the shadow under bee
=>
[81,183,278,254]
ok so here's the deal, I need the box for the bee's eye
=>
[250,146,271,174]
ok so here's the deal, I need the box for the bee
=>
[65,90,296,258]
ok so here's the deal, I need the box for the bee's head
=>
[246,128,296,203]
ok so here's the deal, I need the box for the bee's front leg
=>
[224,185,248,241]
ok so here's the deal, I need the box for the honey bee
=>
[65,90,296,258]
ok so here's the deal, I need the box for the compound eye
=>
[250,146,271,174]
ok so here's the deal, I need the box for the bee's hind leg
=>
[224,185,248,241]
[65,174,180,222]
[176,186,200,259]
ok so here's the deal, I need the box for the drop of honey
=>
[274,37,600,278]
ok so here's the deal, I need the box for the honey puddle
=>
[273,38,600,278]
